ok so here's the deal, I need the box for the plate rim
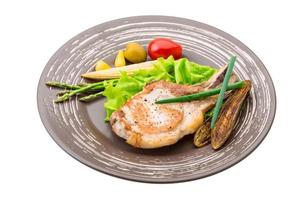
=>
[37,15,277,183]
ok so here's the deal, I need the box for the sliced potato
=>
[95,60,112,71]
[114,50,126,67]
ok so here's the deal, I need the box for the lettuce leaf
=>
[103,72,146,121]
[102,56,217,121]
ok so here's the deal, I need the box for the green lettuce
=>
[103,56,216,121]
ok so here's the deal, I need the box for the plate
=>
[37,16,276,183]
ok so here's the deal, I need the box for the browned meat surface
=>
[110,66,236,148]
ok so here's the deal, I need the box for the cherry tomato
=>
[148,38,182,60]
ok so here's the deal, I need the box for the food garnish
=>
[48,79,117,103]
[79,91,104,102]
[211,80,252,149]
[148,38,182,60]
[46,81,82,90]
[81,61,154,80]
[155,81,244,104]
[210,56,236,128]
[95,60,112,71]
[193,120,212,148]
[124,42,147,63]
[114,50,126,67]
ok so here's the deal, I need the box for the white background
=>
[0,0,299,199]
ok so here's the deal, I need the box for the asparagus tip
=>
[45,81,54,86]
[54,98,64,103]
[54,95,69,103]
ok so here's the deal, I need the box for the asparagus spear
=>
[47,79,118,89]
[46,81,105,90]
[57,87,105,96]
[54,79,118,103]
[77,83,89,87]
[45,81,81,90]
[50,83,101,97]
[79,91,104,102]
[46,78,118,103]
[55,82,103,103]
[57,90,71,96]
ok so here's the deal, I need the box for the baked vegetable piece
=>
[211,80,252,149]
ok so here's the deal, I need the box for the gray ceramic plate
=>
[37,16,276,183]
